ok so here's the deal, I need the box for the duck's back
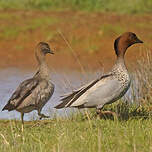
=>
[16,78,54,113]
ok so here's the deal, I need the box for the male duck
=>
[55,32,143,115]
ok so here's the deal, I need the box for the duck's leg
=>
[21,113,24,132]
[37,109,49,120]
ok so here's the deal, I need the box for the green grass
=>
[0,0,152,14]
[100,23,126,36]
[0,15,58,40]
[0,101,152,152]
[0,115,152,151]
[0,26,21,40]
[23,17,58,31]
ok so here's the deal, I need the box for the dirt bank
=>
[0,10,151,71]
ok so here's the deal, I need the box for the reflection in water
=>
[0,68,134,121]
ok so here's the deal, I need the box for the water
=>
[0,68,136,121]
[0,68,102,120]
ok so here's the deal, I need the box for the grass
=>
[0,26,21,40]
[0,101,152,152]
[0,15,58,40]
[100,23,126,36]
[0,0,152,14]
[0,107,152,152]
[23,17,58,31]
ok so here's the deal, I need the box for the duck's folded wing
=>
[70,77,123,108]
[2,78,39,111]
[55,74,111,109]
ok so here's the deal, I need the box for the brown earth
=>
[0,10,151,72]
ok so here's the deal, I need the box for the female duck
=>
[55,32,143,114]
[2,42,54,128]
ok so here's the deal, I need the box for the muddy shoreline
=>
[0,10,150,71]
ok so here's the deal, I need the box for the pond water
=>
[0,68,135,121]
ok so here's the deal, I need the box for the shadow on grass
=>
[79,101,152,122]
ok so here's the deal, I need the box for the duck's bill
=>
[49,49,54,54]
[136,38,143,43]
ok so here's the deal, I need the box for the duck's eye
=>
[42,45,49,50]
[132,33,137,39]
[42,46,47,52]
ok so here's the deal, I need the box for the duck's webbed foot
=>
[38,113,50,120]
[96,109,117,120]
[38,110,49,120]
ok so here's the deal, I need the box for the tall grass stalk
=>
[133,47,152,106]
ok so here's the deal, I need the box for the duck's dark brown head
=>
[37,42,54,55]
[114,32,143,57]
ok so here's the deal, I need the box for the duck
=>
[55,32,143,116]
[2,42,54,130]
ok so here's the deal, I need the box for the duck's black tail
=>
[55,90,80,109]
[2,102,15,111]
[55,77,104,109]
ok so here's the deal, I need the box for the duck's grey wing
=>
[70,78,125,108]
[55,74,111,109]
[2,78,39,111]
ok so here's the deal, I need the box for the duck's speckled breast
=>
[111,63,131,99]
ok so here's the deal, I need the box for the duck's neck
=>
[111,55,128,76]
[116,55,125,66]
[114,36,128,59]
[35,51,50,79]
[113,48,127,72]
[114,38,128,67]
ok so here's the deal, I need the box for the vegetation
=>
[0,104,152,152]
[0,13,58,40]
[0,0,152,14]
[100,23,126,36]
